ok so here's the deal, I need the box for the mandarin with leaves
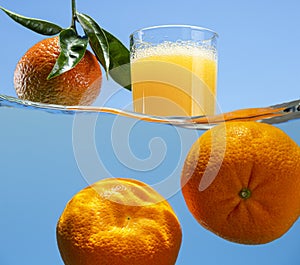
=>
[14,35,102,106]
[0,1,131,105]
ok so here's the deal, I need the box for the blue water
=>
[0,99,300,265]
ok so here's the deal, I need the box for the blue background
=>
[0,1,299,265]
[0,0,299,111]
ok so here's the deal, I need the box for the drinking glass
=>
[130,25,218,117]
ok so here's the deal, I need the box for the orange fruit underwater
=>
[56,178,182,265]
[14,36,102,106]
[181,121,300,244]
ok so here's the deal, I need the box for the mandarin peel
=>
[181,121,300,245]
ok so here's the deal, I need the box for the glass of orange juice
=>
[130,25,218,117]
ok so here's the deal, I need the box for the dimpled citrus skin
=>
[181,121,300,245]
[14,36,102,106]
[57,178,182,265]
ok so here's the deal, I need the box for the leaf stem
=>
[71,0,77,33]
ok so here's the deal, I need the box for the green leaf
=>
[103,29,131,90]
[76,12,131,90]
[76,12,110,74]
[47,28,88,79]
[0,6,62,35]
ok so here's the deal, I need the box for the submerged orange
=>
[181,121,300,244]
[57,178,182,265]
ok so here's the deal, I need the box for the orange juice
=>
[131,42,217,116]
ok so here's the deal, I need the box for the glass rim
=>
[130,24,219,40]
